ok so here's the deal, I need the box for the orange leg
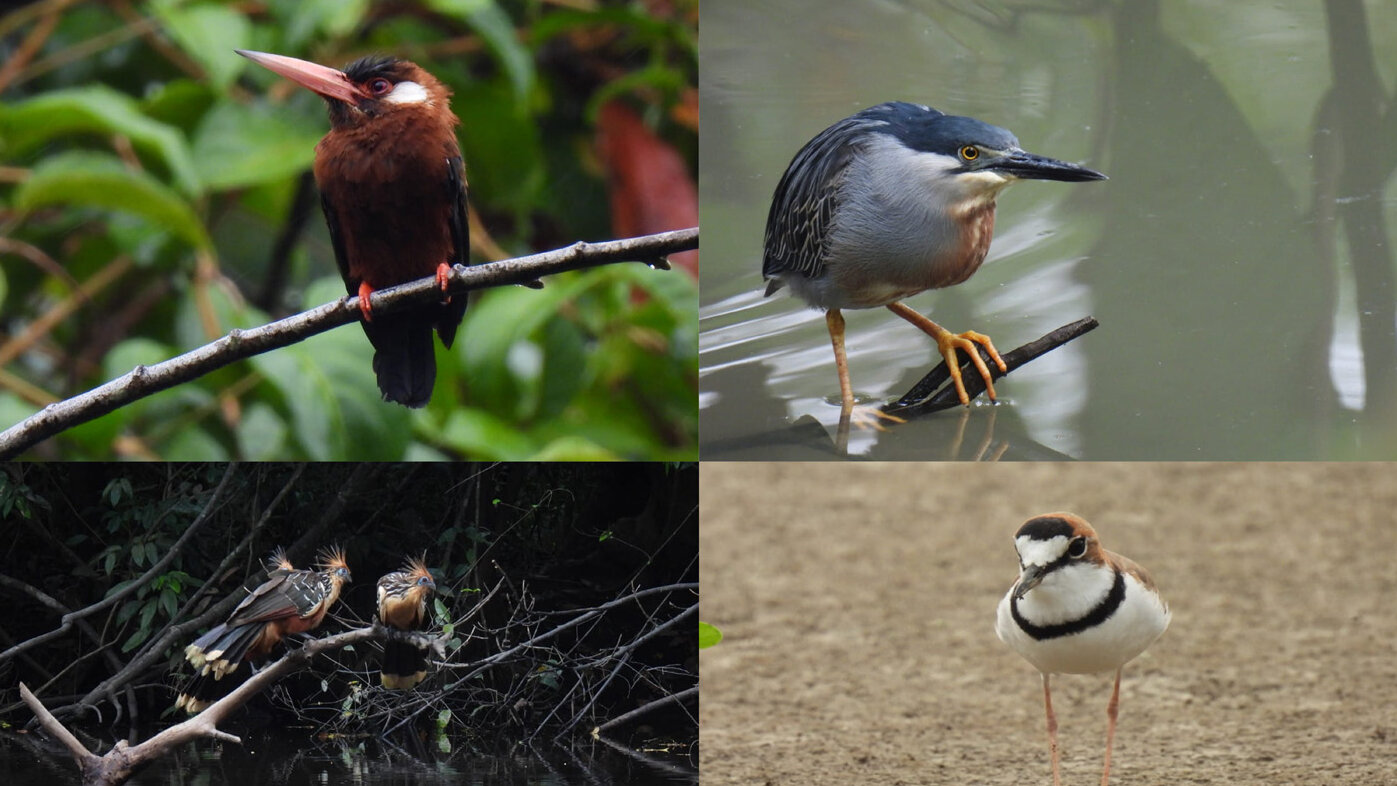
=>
[1101,668,1122,786]
[1044,673,1061,786]
[885,301,1006,405]
[825,309,904,430]
[357,281,375,323]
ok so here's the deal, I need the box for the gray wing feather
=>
[762,111,887,283]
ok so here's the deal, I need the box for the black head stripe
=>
[343,55,408,83]
[1011,568,1126,641]
[1014,516,1077,541]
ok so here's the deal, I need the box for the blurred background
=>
[0,0,697,460]
[700,0,1397,459]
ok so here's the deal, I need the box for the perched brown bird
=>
[237,49,471,407]
[376,558,437,690]
[177,547,352,713]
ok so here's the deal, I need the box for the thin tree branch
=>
[0,464,238,665]
[0,228,697,459]
[883,316,1100,418]
[594,685,698,736]
[68,466,307,717]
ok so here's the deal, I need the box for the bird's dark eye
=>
[1067,537,1087,558]
[959,145,979,161]
[369,78,392,95]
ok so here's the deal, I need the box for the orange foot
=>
[845,404,907,432]
[435,262,452,298]
[933,328,1006,405]
[357,281,375,323]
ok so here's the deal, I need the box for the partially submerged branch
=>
[0,227,698,459]
[21,626,381,786]
[883,316,1099,418]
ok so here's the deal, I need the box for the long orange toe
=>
[846,405,907,432]
[935,330,1000,405]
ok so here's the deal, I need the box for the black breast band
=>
[1011,569,1125,641]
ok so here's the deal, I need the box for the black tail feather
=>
[176,660,252,714]
[365,314,437,408]
[380,639,430,690]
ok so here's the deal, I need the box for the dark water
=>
[2,729,695,785]
[700,0,1397,459]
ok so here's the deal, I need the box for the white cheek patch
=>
[957,169,1012,187]
[385,81,429,105]
[1015,535,1069,568]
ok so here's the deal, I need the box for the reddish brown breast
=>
[314,111,461,288]
[945,202,996,287]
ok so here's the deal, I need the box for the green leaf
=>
[139,599,157,631]
[191,99,324,190]
[160,588,178,619]
[437,408,537,458]
[249,277,411,459]
[698,621,722,649]
[235,403,289,460]
[121,628,150,653]
[14,151,211,251]
[150,1,251,90]
[421,1,533,101]
[459,276,597,413]
[283,0,370,49]
[0,395,37,444]
[461,2,533,103]
[164,426,230,460]
[0,85,201,196]
[454,80,543,211]
[531,436,619,461]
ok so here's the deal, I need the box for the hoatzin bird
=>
[176,547,352,713]
[376,558,437,690]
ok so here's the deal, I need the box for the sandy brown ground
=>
[700,463,1397,785]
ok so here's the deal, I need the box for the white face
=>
[384,80,429,105]
[1015,534,1072,570]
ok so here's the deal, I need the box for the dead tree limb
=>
[883,316,1099,418]
[20,625,381,786]
[0,227,698,460]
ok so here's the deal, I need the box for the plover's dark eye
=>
[1067,537,1087,558]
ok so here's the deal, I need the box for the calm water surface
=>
[700,0,1397,459]
[3,730,694,785]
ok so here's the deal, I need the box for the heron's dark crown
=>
[861,101,1021,156]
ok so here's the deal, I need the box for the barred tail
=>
[184,622,263,679]
[175,667,250,714]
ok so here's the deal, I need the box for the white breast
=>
[996,570,1170,675]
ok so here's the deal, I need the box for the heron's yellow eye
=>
[959,146,979,161]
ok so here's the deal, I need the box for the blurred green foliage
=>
[0,0,698,459]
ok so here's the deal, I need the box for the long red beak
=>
[236,49,365,105]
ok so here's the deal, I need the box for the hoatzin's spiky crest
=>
[176,547,352,713]
[376,556,437,690]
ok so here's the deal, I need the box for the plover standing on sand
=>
[996,513,1170,786]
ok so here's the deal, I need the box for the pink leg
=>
[1043,673,1061,786]
[1101,668,1122,786]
